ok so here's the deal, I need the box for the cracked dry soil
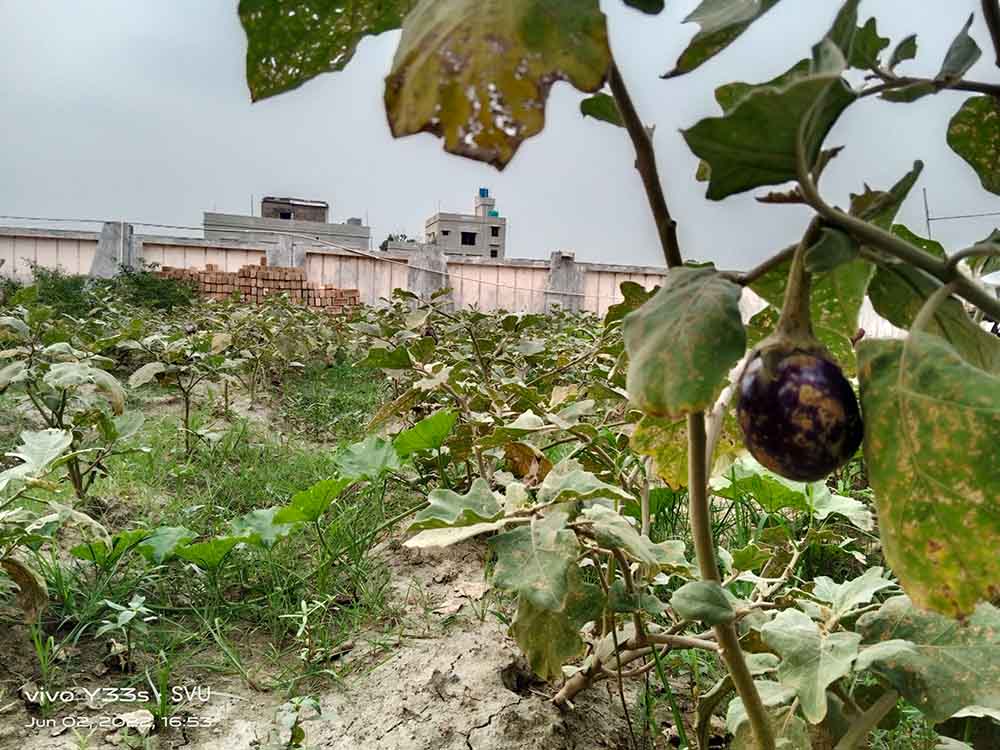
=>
[3,542,638,750]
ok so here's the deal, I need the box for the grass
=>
[279,361,385,443]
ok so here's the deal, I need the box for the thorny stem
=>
[609,57,775,750]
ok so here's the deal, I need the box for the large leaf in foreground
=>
[665,0,784,78]
[334,436,401,480]
[682,41,856,200]
[761,608,861,723]
[857,596,1000,723]
[624,267,744,419]
[490,510,578,611]
[0,429,73,494]
[385,0,611,169]
[948,95,1000,196]
[239,0,415,101]
[858,335,1000,617]
[393,409,457,457]
[408,478,502,531]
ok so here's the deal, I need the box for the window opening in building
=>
[490,248,498,258]
[279,211,293,220]
[491,226,500,237]
[442,229,450,236]
[461,231,477,246]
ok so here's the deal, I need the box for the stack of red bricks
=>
[157,259,360,311]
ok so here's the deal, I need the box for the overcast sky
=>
[2,1,1000,269]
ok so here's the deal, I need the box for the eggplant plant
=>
[237,2,1000,748]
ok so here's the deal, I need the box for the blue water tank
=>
[479,187,490,198]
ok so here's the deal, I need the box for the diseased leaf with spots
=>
[867,263,1000,374]
[624,267,745,419]
[510,578,604,681]
[408,478,502,531]
[948,96,1000,195]
[490,510,578,610]
[682,40,856,200]
[536,459,632,505]
[858,335,1000,617]
[857,596,1000,723]
[665,0,784,78]
[761,608,861,723]
[385,0,611,169]
[240,0,416,101]
[580,505,692,579]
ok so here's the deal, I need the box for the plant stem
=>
[834,690,899,750]
[982,0,1000,69]
[611,54,773,750]
[608,62,683,269]
[796,158,1000,321]
[689,413,775,750]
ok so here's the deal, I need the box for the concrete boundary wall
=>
[0,224,905,336]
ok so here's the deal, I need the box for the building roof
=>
[261,196,330,209]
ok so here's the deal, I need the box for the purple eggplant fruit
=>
[737,349,863,482]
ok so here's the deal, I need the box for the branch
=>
[834,690,899,750]
[722,244,797,287]
[984,0,1000,69]
[796,161,1000,321]
[608,63,683,269]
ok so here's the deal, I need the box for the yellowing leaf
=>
[858,334,1000,617]
[385,0,611,169]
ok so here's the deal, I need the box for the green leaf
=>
[385,0,611,169]
[580,505,692,579]
[604,281,658,326]
[536,460,633,505]
[948,95,1000,196]
[938,14,981,83]
[665,0,784,78]
[510,578,604,681]
[404,520,512,549]
[408,478,502,531]
[624,267,745,419]
[889,34,918,70]
[129,362,167,388]
[867,264,1000,374]
[803,228,859,274]
[334,436,401,480]
[858,335,1000,617]
[239,0,415,101]
[136,526,195,564]
[891,224,945,259]
[726,682,804,749]
[731,543,770,572]
[608,580,665,615]
[812,567,895,619]
[811,491,874,532]
[761,608,861,723]
[0,429,73,494]
[230,507,294,549]
[356,346,413,370]
[857,596,1000,723]
[623,0,662,13]
[89,369,125,415]
[682,40,857,200]
[273,478,353,524]
[393,409,457,457]
[490,510,578,610]
[580,93,623,128]
[848,17,889,70]
[175,537,241,571]
[0,316,29,339]
[631,416,689,489]
[670,581,736,625]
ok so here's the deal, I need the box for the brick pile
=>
[157,259,360,312]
